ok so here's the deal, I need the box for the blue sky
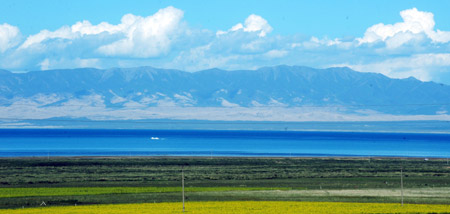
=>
[2,0,450,38]
[1,0,450,84]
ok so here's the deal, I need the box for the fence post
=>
[400,168,404,206]
[182,166,185,212]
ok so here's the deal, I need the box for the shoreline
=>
[1,127,450,135]
[0,155,446,160]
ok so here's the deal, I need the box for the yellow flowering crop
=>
[1,201,450,214]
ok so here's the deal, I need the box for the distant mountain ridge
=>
[1,65,449,116]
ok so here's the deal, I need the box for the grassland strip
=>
[0,186,293,198]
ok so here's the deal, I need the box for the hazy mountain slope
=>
[0,65,449,115]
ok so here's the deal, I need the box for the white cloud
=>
[341,53,450,82]
[39,58,50,70]
[358,8,450,46]
[220,98,240,107]
[98,7,184,57]
[300,36,347,49]
[268,98,287,107]
[20,26,74,49]
[19,18,127,50]
[171,43,255,71]
[71,20,123,36]
[310,37,342,46]
[217,14,272,37]
[384,32,425,49]
[264,49,288,58]
[428,29,450,43]
[0,23,21,53]
[38,57,100,70]
[19,6,184,58]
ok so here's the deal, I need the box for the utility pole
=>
[182,166,185,212]
[400,168,404,206]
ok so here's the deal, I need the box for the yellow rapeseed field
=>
[1,201,450,214]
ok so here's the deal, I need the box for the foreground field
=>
[2,201,450,214]
[0,157,448,208]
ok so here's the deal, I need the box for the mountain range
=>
[0,65,449,122]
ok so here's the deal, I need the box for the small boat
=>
[150,137,160,140]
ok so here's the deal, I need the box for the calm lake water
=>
[0,129,449,158]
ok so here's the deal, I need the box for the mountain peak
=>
[198,67,226,73]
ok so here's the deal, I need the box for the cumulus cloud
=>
[19,6,184,58]
[169,14,280,71]
[20,27,74,50]
[19,20,125,50]
[217,14,273,37]
[358,8,450,47]
[98,7,184,57]
[0,23,21,53]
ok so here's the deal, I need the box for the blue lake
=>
[0,129,449,158]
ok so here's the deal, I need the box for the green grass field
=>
[0,186,293,198]
[0,157,448,209]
